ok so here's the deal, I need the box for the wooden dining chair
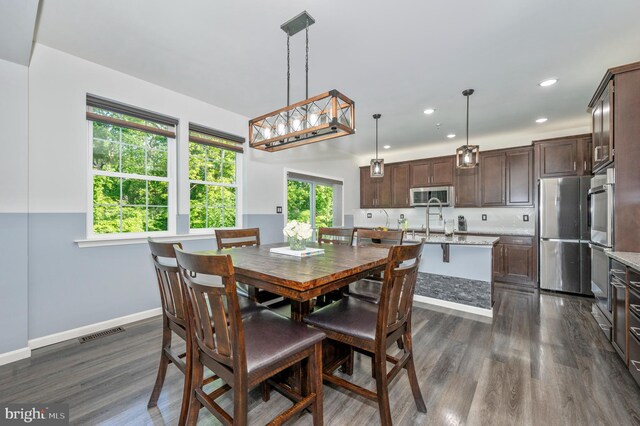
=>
[147,239,265,425]
[348,229,404,304]
[303,242,427,426]
[174,247,325,426]
[317,227,355,246]
[214,228,280,305]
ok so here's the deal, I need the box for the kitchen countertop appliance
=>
[539,176,592,295]
[457,215,467,232]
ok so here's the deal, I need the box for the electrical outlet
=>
[276,206,282,214]
[523,214,529,222]
[482,214,487,221]
[367,213,372,218]
[400,214,405,219]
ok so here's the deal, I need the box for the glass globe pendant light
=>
[370,114,384,177]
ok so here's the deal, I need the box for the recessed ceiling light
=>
[383,145,391,149]
[539,79,558,87]
[423,108,435,115]
[447,134,456,139]
[536,117,548,123]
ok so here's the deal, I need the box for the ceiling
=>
[34,0,640,157]
[0,0,39,65]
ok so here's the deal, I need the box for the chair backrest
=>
[377,242,424,341]
[174,247,244,371]
[215,228,260,250]
[148,238,186,326]
[318,227,355,245]
[357,229,404,248]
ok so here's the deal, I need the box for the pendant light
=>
[456,89,479,168]
[370,114,384,177]
[249,11,356,152]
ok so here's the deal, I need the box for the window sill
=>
[75,232,215,248]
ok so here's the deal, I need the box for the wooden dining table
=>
[202,241,390,321]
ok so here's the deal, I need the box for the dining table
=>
[201,241,391,321]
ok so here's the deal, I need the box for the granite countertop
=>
[606,251,640,271]
[354,226,534,237]
[404,234,500,246]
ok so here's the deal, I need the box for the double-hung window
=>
[86,95,177,236]
[188,123,243,230]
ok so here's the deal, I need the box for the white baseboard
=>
[28,307,162,350]
[413,295,493,318]
[0,347,31,366]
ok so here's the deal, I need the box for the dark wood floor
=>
[2,286,640,425]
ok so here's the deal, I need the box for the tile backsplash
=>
[354,206,536,236]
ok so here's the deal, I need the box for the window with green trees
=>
[90,107,173,235]
[287,175,338,235]
[188,127,241,229]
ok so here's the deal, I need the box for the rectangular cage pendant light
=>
[249,11,356,152]
[249,90,355,152]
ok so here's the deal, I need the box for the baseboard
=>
[28,307,162,350]
[0,347,31,367]
[413,295,493,318]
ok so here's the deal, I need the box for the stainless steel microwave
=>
[409,186,453,207]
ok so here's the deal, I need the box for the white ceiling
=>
[34,0,640,157]
[0,0,39,65]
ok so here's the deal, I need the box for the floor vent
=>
[78,327,125,343]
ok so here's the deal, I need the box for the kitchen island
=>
[405,233,499,317]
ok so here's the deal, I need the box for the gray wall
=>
[0,214,29,353]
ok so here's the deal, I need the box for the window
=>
[87,94,177,236]
[188,123,244,230]
[286,171,343,235]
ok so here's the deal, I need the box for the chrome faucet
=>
[380,209,389,229]
[425,197,443,238]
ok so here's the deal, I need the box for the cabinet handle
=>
[631,327,640,340]
[631,304,640,315]
[611,269,626,275]
[573,161,576,171]
[611,279,626,289]
[632,360,640,372]
[583,161,587,172]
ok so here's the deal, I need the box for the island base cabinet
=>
[494,236,535,287]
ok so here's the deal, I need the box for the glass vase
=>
[288,237,307,250]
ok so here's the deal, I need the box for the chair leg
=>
[148,321,171,408]
[371,355,376,379]
[396,337,404,350]
[373,351,393,426]
[186,351,204,426]
[178,338,192,426]
[261,381,271,402]
[310,343,324,426]
[340,346,354,376]
[233,386,248,426]
[404,333,427,413]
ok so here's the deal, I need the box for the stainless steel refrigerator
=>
[539,177,592,295]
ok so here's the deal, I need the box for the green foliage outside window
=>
[92,118,169,234]
[287,180,333,229]
[189,140,237,229]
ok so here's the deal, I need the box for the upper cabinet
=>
[479,147,534,207]
[534,134,592,178]
[454,166,480,207]
[359,165,395,208]
[391,163,411,207]
[410,156,454,187]
[591,80,614,173]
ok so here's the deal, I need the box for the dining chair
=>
[174,247,326,426]
[317,227,355,246]
[146,239,265,425]
[348,229,404,304]
[214,228,280,305]
[303,242,427,426]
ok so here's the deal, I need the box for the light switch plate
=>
[482,214,487,221]
[367,213,372,218]
[523,214,529,222]
[276,206,282,214]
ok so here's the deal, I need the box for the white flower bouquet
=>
[283,220,313,250]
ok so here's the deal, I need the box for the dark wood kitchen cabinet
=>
[628,267,640,385]
[454,166,480,207]
[391,163,410,207]
[534,134,592,178]
[591,81,614,173]
[493,236,535,287]
[611,260,628,362]
[359,165,395,208]
[481,152,506,206]
[410,156,454,187]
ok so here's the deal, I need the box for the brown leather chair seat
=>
[237,296,266,318]
[244,309,325,373]
[303,297,378,342]
[347,278,382,305]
